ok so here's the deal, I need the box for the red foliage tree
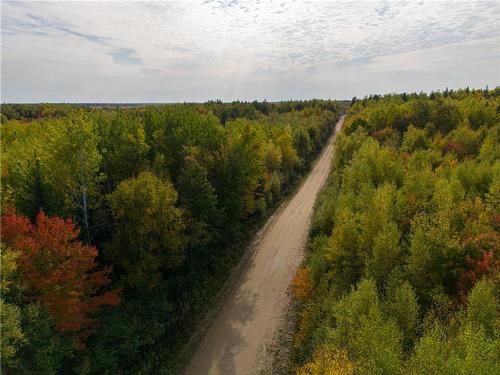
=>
[1,209,120,346]
[457,232,500,304]
[444,141,465,158]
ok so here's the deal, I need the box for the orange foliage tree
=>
[292,266,313,301]
[1,209,120,345]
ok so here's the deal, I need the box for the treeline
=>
[0,100,342,373]
[0,99,343,124]
[292,89,499,374]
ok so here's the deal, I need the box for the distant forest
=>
[292,88,500,374]
[0,99,342,373]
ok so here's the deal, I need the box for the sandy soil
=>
[185,117,344,375]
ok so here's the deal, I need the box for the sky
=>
[1,0,500,102]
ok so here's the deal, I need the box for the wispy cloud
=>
[4,11,110,45]
[204,0,240,10]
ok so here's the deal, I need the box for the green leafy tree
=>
[108,171,186,288]
[177,156,219,245]
[16,304,76,375]
[0,300,25,368]
[96,112,150,188]
[0,245,26,369]
[50,114,102,241]
[384,277,419,349]
[213,123,264,227]
[366,222,401,284]
[401,125,430,152]
[331,279,404,375]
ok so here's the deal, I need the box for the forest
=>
[0,100,342,373]
[292,88,500,374]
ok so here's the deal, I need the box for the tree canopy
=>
[1,99,342,373]
[293,88,500,374]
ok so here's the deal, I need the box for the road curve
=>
[185,117,344,375]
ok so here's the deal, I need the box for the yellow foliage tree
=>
[296,347,355,375]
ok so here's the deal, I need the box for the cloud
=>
[109,48,143,66]
[1,0,499,102]
[374,1,390,16]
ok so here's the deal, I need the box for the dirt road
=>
[185,117,344,375]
